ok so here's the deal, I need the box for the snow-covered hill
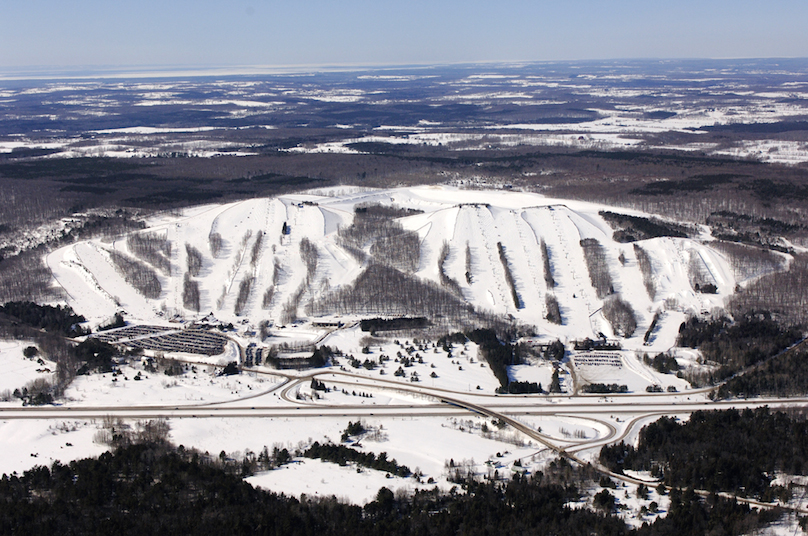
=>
[49,185,748,353]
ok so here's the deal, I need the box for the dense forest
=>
[600,408,808,500]
[717,345,808,398]
[0,440,787,536]
[0,301,88,337]
[676,313,803,387]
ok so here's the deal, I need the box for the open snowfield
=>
[47,185,736,348]
[1,184,794,517]
[0,340,56,395]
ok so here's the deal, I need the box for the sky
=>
[1,0,807,75]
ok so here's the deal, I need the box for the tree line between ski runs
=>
[0,440,786,536]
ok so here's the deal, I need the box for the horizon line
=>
[2,56,807,82]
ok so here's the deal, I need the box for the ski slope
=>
[48,185,740,355]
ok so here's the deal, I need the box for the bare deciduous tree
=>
[497,242,521,309]
[299,237,318,286]
[633,244,655,300]
[234,276,254,316]
[540,238,555,289]
[580,238,614,299]
[545,294,562,325]
[603,295,636,337]
[208,231,223,258]
[185,243,203,277]
[108,249,161,299]
[465,241,473,284]
[127,232,171,275]
[438,241,463,296]
[182,272,200,311]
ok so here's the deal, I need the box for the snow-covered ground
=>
[46,185,736,348]
[0,340,56,395]
[1,185,800,521]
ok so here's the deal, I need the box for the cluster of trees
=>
[687,252,715,292]
[502,380,542,394]
[633,244,655,299]
[182,273,200,311]
[250,232,263,267]
[337,204,420,272]
[540,238,555,289]
[643,311,660,343]
[0,301,88,337]
[9,376,53,406]
[232,230,265,313]
[465,329,524,391]
[600,408,808,500]
[261,286,275,309]
[599,210,690,242]
[602,295,637,337]
[706,210,803,250]
[353,203,422,219]
[710,240,785,282]
[0,438,788,535]
[73,338,117,375]
[729,254,808,326]
[303,442,411,478]
[464,242,472,284]
[234,276,253,316]
[262,258,281,309]
[437,241,463,296]
[98,312,125,332]
[0,250,56,304]
[126,232,171,275]
[280,282,306,325]
[717,345,808,398]
[579,238,614,299]
[545,294,562,325]
[0,313,122,404]
[643,352,679,374]
[544,340,565,361]
[208,230,223,258]
[307,264,473,323]
[299,237,318,286]
[496,242,521,309]
[94,417,171,450]
[185,243,203,276]
[108,250,161,299]
[677,313,802,386]
[340,420,366,441]
[581,383,628,394]
[366,222,420,273]
[359,317,429,332]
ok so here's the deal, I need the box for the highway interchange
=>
[2,359,807,513]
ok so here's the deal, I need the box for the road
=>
[2,358,807,514]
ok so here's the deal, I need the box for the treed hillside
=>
[45,187,766,349]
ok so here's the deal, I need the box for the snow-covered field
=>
[0,340,56,395]
[47,185,733,344]
[1,185,797,518]
[4,62,808,164]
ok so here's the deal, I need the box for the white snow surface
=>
[3,185,793,511]
[45,186,741,346]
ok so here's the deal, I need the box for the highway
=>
[2,360,807,514]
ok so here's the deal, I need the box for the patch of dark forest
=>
[0,439,788,536]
